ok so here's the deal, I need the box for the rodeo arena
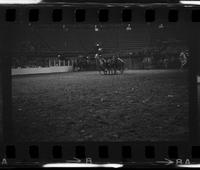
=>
[12,23,189,141]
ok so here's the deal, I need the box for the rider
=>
[111,56,117,74]
[179,50,188,69]
[106,57,112,73]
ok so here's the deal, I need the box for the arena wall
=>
[12,66,73,76]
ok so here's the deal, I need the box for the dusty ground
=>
[12,70,189,142]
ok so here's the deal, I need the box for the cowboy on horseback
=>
[95,54,107,74]
[94,41,125,74]
[111,56,118,74]
[179,50,188,69]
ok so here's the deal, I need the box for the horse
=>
[111,56,125,74]
[73,56,88,71]
[142,57,152,69]
[96,55,125,75]
[95,55,109,74]
[105,58,113,74]
[73,59,80,71]
[179,51,188,69]
[116,57,125,74]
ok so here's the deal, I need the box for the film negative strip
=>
[0,0,200,168]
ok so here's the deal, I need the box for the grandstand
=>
[11,23,188,74]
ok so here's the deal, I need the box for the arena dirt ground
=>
[12,70,189,142]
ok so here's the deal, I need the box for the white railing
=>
[12,66,73,76]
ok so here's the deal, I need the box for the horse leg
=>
[121,65,124,74]
[104,69,107,75]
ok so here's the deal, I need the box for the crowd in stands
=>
[12,56,49,68]
[12,47,188,70]
[128,47,187,69]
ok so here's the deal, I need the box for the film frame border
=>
[1,142,200,167]
[0,4,200,167]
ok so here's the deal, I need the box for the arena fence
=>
[198,76,200,84]
[11,66,73,76]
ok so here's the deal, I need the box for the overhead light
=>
[126,24,132,31]
[158,24,164,29]
[0,0,41,4]
[62,24,66,29]
[62,24,68,31]
[94,25,99,32]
